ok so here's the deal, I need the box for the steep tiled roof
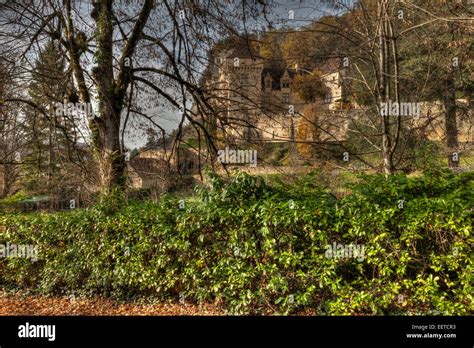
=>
[225,42,262,59]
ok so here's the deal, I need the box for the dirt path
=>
[0,291,225,316]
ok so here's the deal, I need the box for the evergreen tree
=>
[21,40,79,195]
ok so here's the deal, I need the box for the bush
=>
[0,171,472,315]
[0,191,29,205]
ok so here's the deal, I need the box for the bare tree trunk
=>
[48,102,54,193]
[92,0,126,194]
[97,115,127,194]
[3,164,16,197]
[444,69,459,168]
[378,0,395,174]
[388,15,401,169]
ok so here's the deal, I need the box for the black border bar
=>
[0,316,472,346]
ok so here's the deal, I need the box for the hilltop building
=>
[209,42,350,142]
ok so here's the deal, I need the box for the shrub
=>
[0,171,472,315]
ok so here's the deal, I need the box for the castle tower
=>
[217,43,264,140]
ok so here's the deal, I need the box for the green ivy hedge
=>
[0,170,472,315]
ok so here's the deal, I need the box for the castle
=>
[209,42,349,142]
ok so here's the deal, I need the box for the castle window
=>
[282,93,290,103]
[282,80,290,88]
